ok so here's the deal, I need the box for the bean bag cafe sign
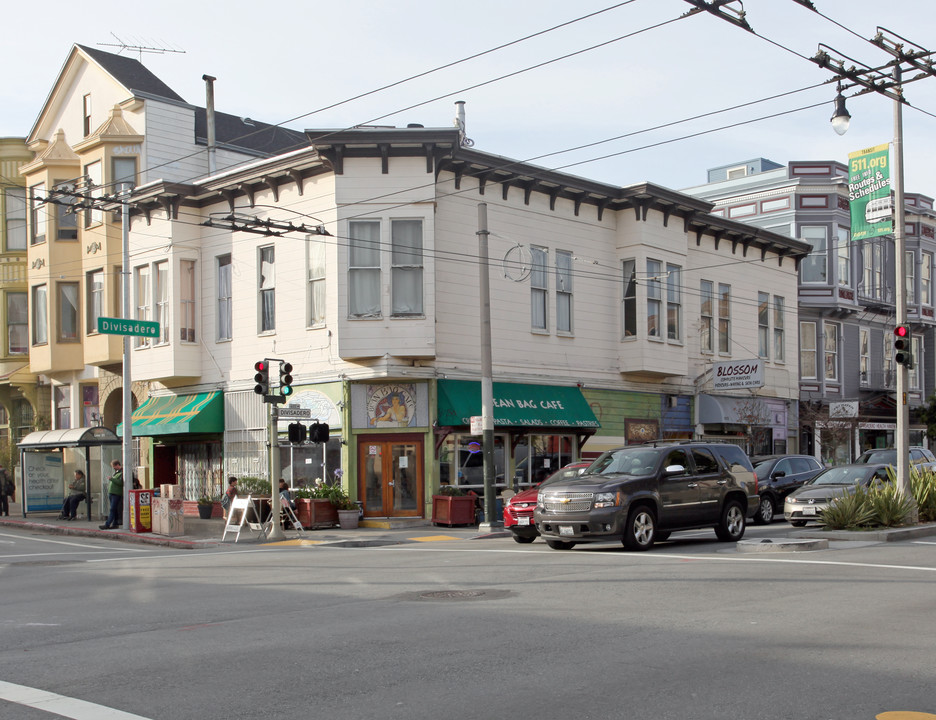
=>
[713,359,764,391]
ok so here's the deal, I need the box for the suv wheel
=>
[545,539,575,550]
[512,534,535,544]
[622,505,656,551]
[754,494,774,525]
[714,499,746,541]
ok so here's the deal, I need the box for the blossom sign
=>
[713,359,763,391]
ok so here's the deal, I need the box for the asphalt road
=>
[1,522,935,720]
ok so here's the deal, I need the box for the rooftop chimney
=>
[202,74,217,175]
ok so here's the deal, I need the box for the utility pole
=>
[813,27,936,521]
[120,187,132,530]
[477,203,502,532]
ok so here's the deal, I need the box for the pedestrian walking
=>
[59,469,87,520]
[0,463,12,517]
[99,460,123,530]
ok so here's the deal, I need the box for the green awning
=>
[117,391,223,437]
[437,379,599,430]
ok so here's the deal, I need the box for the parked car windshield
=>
[587,448,661,476]
[811,467,871,486]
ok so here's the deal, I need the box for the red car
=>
[504,462,591,543]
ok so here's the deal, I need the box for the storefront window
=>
[439,434,506,489]
[512,434,574,488]
[279,436,342,488]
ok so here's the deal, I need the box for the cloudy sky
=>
[3,0,936,193]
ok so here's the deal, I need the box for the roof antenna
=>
[97,33,186,62]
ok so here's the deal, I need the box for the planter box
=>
[295,498,339,528]
[183,500,223,518]
[432,495,477,526]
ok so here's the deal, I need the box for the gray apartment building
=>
[684,158,935,464]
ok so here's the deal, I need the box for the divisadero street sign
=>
[97,317,160,338]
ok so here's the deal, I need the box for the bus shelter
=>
[17,427,122,520]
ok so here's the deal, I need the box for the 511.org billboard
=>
[849,143,892,242]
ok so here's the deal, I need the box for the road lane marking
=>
[0,532,148,552]
[0,680,152,719]
[376,545,936,573]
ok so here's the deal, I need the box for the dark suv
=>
[534,442,758,551]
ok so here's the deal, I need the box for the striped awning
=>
[117,391,223,437]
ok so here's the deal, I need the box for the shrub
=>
[865,482,913,527]
[238,477,271,497]
[437,485,466,496]
[820,485,875,530]
[910,468,936,523]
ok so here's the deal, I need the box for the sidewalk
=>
[0,500,509,549]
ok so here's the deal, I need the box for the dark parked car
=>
[534,442,758,552]
[853,446,936,470]
[503,462,590,543]
[784,463,891,526]
[751,455,824,525]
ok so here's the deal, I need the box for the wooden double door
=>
[358,436,423,517]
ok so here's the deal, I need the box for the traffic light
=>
[254,360,269,395]
[310,422,330,444]
[894,325,913,368]
[287,422,307,444]
[279,362,294,399]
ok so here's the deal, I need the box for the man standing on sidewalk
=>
[100,460,123,530]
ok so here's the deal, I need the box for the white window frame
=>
[390,219,424,317]
[348,220,381,319]
[82,93,92,137]
[646,259,662,339]
[718,283,731,354]
[837,226,851,287]
[859,327,870,386]
[700,280,714,353]
[180,259,196,343]
[83,161,102,227]
[666,263,681,342]
[883,331,894,385]
[556,250,573,334]
[531,246,548,332]
[773,296,785,363]
[154,260,169,345]
[906,250,917,305]
[800,225,828,284]
[308,235,326,327]
[87,269,104,335]
[134,265,151,348]
[922,251,933,306]
[258,245,275,333]
[823,322,839,382]
[622,259,637,339]
[758,292,769,359]
[800,321,817,380]
[217,254,232,342]
[910,336,921,390]
[7,291,27,355]
[57,282,79,343]
[29,182,46,245]
[4,186,26,251]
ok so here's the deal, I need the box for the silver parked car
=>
[783,463,890,527]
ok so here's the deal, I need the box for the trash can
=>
[129,489,153,533]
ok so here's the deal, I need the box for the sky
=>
[3,0,936,194]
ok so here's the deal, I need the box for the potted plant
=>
[432,485,477,526]
[293,485,339,529]
[330,487,360,529]
[196,495,215,520]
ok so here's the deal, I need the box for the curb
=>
[0,518,217,549]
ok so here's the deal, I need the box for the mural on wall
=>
[276,389,342,431]
[366,384,418,428]
[625,419,659,444]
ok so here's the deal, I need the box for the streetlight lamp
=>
[830,83,851,136]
